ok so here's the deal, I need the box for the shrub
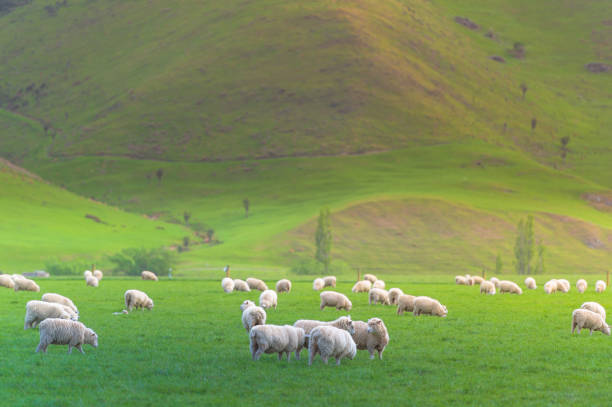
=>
[44,260,90,276]
[108,247,176,276]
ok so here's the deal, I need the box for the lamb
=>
[373,280,386,289]
[259,289,278,310]
[544,279,558,294]
[352,280,372,293]
[320,291,352,311]
[275,279,292,293]
[499,280,522,295]
[464,275,474,286]
[14,277,40,292]
[595,280,606,293]
[524,277,536,290]
[86,276,99,287]
[293,316,354,337]
[246,277,268,291]
[480,280,496,295]
[124,289,154,312]
[308,325,356,366]
[351,318,389,360]
[24,300,75,329]
[41,293,78,315]
[241,301,266,332]
[557,279,570,293]
[413,296,448,317]
[490,277,500,288]
[93,270,103,280]
[471,276,484,285]
[323,276,336,288]
[369,288,390,305]
[141,270,158,281]
[396,294,416,315]
[581,302,606,322]
[363,274,377,283]
[313,278,324,291]
[455,276,468,285]
[571,309,610,336]
[222,277,235,293]
[388,288,404,305]
[576,279,587,293]
[36,319,98,354]
[233,279,251,292]
[83,270,92,279]
[0,274,15,289]
[249,324,306,361]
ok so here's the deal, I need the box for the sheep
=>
[275,279,292,293]
[41,293,78,315]
[571,309,610,336]
[11,274,26,281]
[388,288,404,305]
[464,275,474,286]
[93,270,103,280]
[85,276,99,287]
[524,277,536,290]
[544,279,558,294]
[141,270,158,281]
[499,280,522,295]
[293,316,354,337]
[373,280,386,289]
[241,301,266,332]
[490,277,500,288]
[363,274,377,283]
[397,294,416,315]
[222,277,234,293]
[0,274,15,289]
[576,279,587,294]
[320,291,352,311]
[368,288,390,305]
[557,279,570,293]
[595,280,606,293]
[124,289,154,312]
[308,325,356,366]
[323,276,336,288]
[83,270,92,279]
[249,324,305,361]
[24,300,75,329]
[259,289,278,310]
[351,280,372,293]
[246,277,268,291]
[471,276,484,285]
[313,278,324,291]
[36,319,98,354]
[413,296,448,317]
[233,279,251,292]
[351,318,389,360]
[480,280,496,295]
[581,302,606,322]
[14,277,40,292]
[455,276,468,285]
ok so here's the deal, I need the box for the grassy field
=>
[1,276,610,405]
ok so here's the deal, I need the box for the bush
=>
[44,260,90,276]
[108,247,176,276]
[290,258,354,275]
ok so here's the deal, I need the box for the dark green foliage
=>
[243,198,250,218]
[0,0,30,15]
[560,136,570,159]
[183,211,191,225]
[44,259,89,275]
[156,168,164,184]
[495,253,503,274]
[290,258,352,275]
[534,243,545,274]
[514,215,534,274]
[314,208,332,273]
[107,247,175,276]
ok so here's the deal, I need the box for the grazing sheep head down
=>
[86,328,99,348]
[603,323,611,336]
[145,298,154,310]
[240,300,255,312]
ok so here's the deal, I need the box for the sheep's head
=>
[345,299,352,312]
[260,300,272,309]
[338,316,355,335]
[240,300,255,312]
[85,329,98,348]
[367,318,386,336]
[437,304,448,317]
[146,298,154,310]
[602,323,611,336]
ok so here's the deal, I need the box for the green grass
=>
[1,277,610,405]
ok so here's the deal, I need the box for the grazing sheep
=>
[41,293,78,315]
[11,274,26,281]
[293,316,354,337]
[397,294,416,315]
[455,276,468,285]
[373,280,386,289]
[351,318,389,360]
[581,302,606,322]
[83,270,92,279]
[141,271,158,281]
[388,288,404,305]
[313,278,324,291]
[499,280,522,295]
[464,275,474,286]
[595,280,606,293]
[25,300,75,329]
[413,296,448,317]
[275,279,292,293]
[323,276,337,288]
[490,277,500,288]
[352,280,372,293]
[471,276,484,285]
[576,279,587,294]
[93,270,103,280]
[222,277,234,293]
[259,289,278,310]
[544,279,558,294]
[249,324,305,361]
[36,318,98,354]
[14,277,40,292]
[320,291,352,311]
[363,274,377,283]
[571,309,610,336]
[124,289,154,312]
[246,277,268,291]
[524,277,537,290]
[233,279,251,292]
[308,325,356,366]
[86,276,99,287]
[0,274,15,289]
[557,279,570,293]
[480,280,496,295]
[241,301,266,332]
[368,288,390,305]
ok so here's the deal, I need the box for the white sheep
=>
[351,280,372,293]
[293,316,354,337]
[396,294,416,315]
[368,288,390,305]
[41,293,78,315]
[576,279,587,293]
[308,325,356,366]
[499,280,522,295]
[480,280,496,295]
[0,274,15,289]
[275,279,292,293]
[524,277,536,290]
[240,300,256,312]
[259,289,278,310]
[14,277,40,292]
[595,280,606,293]
[320,291,352,311]
[93,270,103,280]
[249,324,305,361]
[313,278,324,291]
[455,276,468,285]
[544,279,557,294]
[464,275,474,286]
[557,279,570,293]
[233,279,251,292]
[24,300,75,329]
[83,270,92,279]
[246,277,268,291]
[124,289,154,312]
[571,309,610,336]
[241,301,266,332]
[11,274,25,281]
[581,302,606,322]
[86,276,99,287]
[36,318,98,354]
[323,276,336,288]
[363,274,377,283]
[222,277,235,293]
[141,270,158,281]
[471,276,484,285]
[413,296,448,317]
[490,277,500,288]
[388,288,404,305]
[351,318,389,360]
[372,280,386,289]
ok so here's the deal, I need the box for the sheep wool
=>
[363,274,377,283]
[293,316,354,336]
[83,270,93,279]
[0,274,15,289]
[233,279,251,292]
[36,318,98,354]
[368,288,390,306]
[124,289,154,311]
[275,279,292,293]
[93,270,103,280]
[308,325,356,366]
[490,277,501,288]
[576,279,587,294]
[259,289,278,310]
[413,296,448,317]
[455,276,468,285]
[499,280,522,295]
[388,288,404,305]
[544,279,557,294]
[313,278,324,291]
[25,300,74,329]
[41,293,78,315]
[351,280,372,293]
[581,302,606,322]
[556,279,570,293]
[351,318,389,360]
[323,276,337,288]
[242,303,267,332]
[246,277,268,291]
[464,275,474,286]
[471,276,484,285]
[595,280,606,293]
[571,309,610,336]
[240,300,256,312]
[222,277,235,293]
[320,291,352,311]
[396,294,416,315]
[14,277,40,292]
[86,276,99,287]
[524,277,537,290]
[372,280,386,289]
[480,281,496,295]
[141,271,159,281]
[249,324,305,361]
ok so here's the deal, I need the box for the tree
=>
[534,242,545,274]
[495,253,503,274]
[156,168,164,184]
[243,198,250,218]
[520,83,528,100]
[531,118,537,131]
[206,229,214,242]
[315,208,332,273]
[560,136,570,159]
[514,215,535,274]
[183,211,191,225]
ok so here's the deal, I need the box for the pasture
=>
[1,276,610,406]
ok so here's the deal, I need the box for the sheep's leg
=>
[308,344,317,366]
[77,344,84,354]
[369,349,375,360]
[250,341,258,360]
[397,308,402,316]
[295,348,301,360]
[254,344,267,360]
[277,352,283,361]
[286,352,291,362]
[322,356,328,365]
[336,357,342,366]
[67,345,73,354]
[571,321,576,334]
[378,349,383,360]
[35,342,43,353]
[589,329,593,336]
[320,303,325,311]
